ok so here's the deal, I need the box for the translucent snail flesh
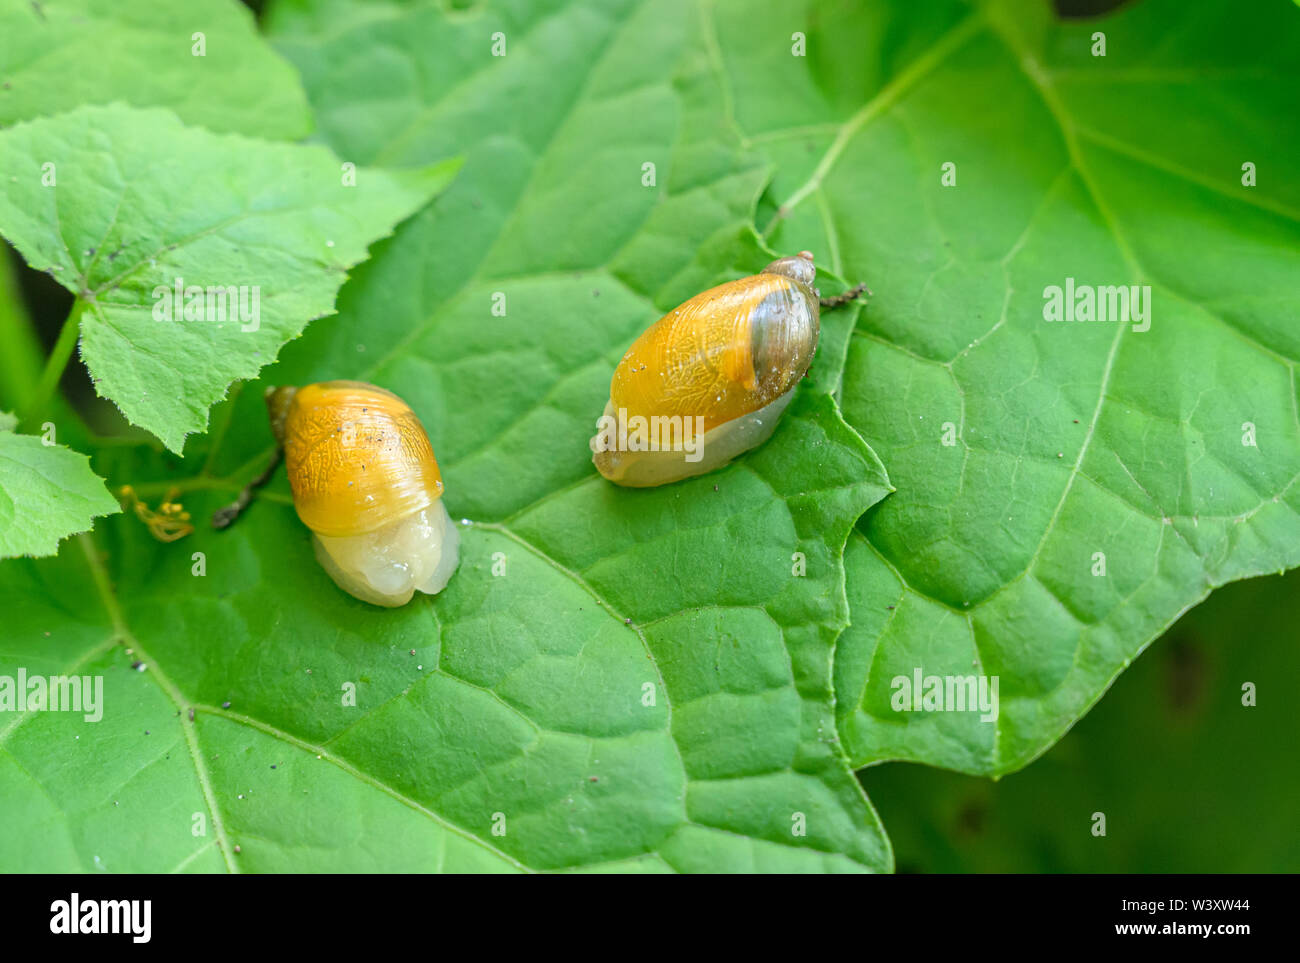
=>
[267,380,459,607]
[590,251,820,486]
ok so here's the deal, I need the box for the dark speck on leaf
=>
[624,618,632,625]
[886,605,895,610]
[188,708,195,722]
[221,701,231,709]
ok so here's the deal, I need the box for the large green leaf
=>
[0,0,893,872]
[0,0,311,138]
[741,0,1300,775]
[0,104,459,452]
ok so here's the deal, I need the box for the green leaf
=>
[0,431,120,558]
[861,568,1300,872]
[1,401,891,870]
[0,0,311,138]
[745,0,1300,775]
[0,0,893,873]
[0,104,460,452]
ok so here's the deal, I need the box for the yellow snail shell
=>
[590,252,820,486]
[267,380,459,607]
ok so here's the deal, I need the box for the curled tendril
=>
[118,485,194,543]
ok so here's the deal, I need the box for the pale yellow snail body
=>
[590,252,821,486]
[267,380,459,607]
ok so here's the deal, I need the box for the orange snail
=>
[590,251,865,486]
[215,381,459,607]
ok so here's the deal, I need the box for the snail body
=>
[590,252,821,486]
[267,380,459,607]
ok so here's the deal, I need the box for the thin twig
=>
[818,282,870,309]
[211,448,283,530]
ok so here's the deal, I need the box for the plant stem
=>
[22,299,86,429]
[0,250,43,413]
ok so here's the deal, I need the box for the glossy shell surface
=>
[608,268,819,432]
[275,380,444,539]
[591,253,821,486]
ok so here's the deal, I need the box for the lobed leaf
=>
[0,103,460,452]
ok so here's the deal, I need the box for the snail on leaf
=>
[214,380,459,608]
[590,251,866,486]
